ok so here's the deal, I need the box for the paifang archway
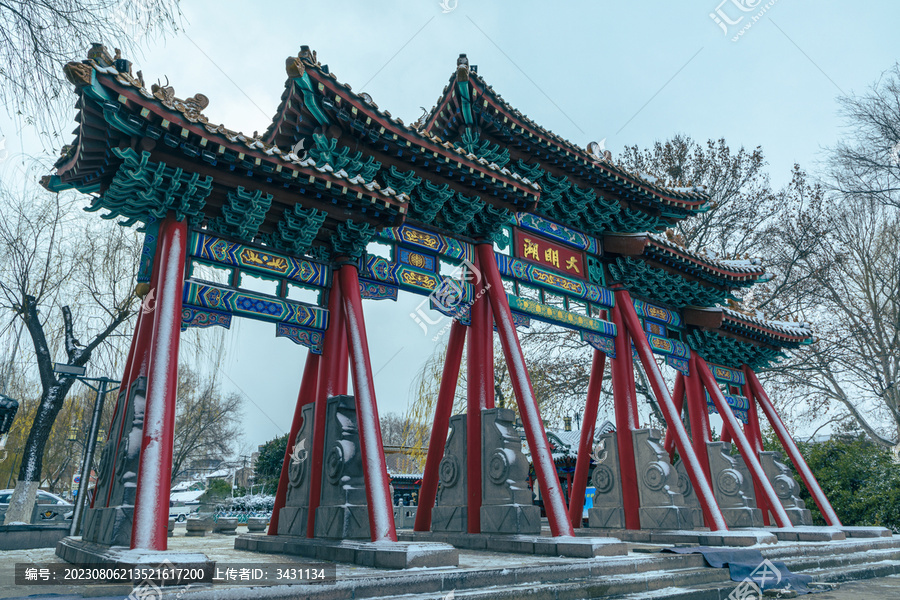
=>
[44,45,841,563]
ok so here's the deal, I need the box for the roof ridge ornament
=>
[457,53,469,82]
[286,55,305,78]
[586,139,612,163]
[298,45,319,66]
[63,61,93,88]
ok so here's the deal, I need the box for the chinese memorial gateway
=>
[43,45,880,569]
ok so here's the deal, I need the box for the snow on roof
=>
[170,489,205,503]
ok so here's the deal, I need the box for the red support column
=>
[742,375,771,525]
[306,273,346,537]
[567,350,606,529]
[476,243,574,537]
[415,319,466,532]
[685,355,713,483]
[695,357,792,528]
[339,264,397,542]
[616,289,728,531]
[131,218,187,550]
[609,303,642,530]
[466,267,493,533]
[269,353,320,536]
[100,306,152,508]
[745,367,841,526]
[102,222,169,509]
[663,372,686,462]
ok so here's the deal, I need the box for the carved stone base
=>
[432,505,467,532]
[236,534,459,569]
[674,459,707,529]
[56,536,211,574]
[480,504,540,535]
[633,429,693,530]
[639,506,695,530]
[314,504,370,539]
[81,506,133,547]
[400,530,627,557]
[588,506,626,529]
[276,506,308,537]
[759,451,813,526]
[720,506,764,528]
[707,442,763,528]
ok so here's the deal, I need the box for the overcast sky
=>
[2,0,899,454]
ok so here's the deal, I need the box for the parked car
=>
[169,500,200,522]
[0,488,74,522]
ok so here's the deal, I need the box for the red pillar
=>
[306,272,346,537]
[721,384,738,444]
[131,218,187,550]
[568,350,606,529]
[269,353,320,536]
[695,357,792,528]
[339,264,397,542]
[99,302,152,508]
[616,289,727,531]
[745,367,841,526]
[476,243,574,537]
[415,319,466,532]
[609,303,642,530]
[686,355,713,483]
[102,222,169,509]
[743,375,771,525]
[663,372,686,462]
[466,267,493,533]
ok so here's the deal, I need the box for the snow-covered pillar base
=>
[131,218,188,551]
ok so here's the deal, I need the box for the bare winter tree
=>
[618,136,776,258]
[170,365,243,484]
[0,0,181,140]
[770,198,900,448]
[0,187,140,523]
[828,63,900,210]
[760,65,900,443]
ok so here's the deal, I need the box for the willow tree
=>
[0,190,140,523]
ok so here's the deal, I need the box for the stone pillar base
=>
[314,504,369,539]
[82,506,133,547]
[276,506,308,537]
[480,503,540,535]
[431,505,467,532]
[236,534,458,569]
[588,506,626,529]
[639,506,694,530]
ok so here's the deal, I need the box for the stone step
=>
[762,536,900,560]
[802,557,900,583]
[389,566,731,600]
[607,551,900,599]
[780,547,900,573]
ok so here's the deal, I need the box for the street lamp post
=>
[53,363,119,537]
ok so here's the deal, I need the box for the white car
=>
[0,488,74,522]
